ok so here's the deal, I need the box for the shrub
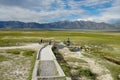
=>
[6,49,20,54]
[22,50,35,56]
[78,68,96,80]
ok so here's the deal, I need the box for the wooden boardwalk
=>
[40,61,58,76]
[32,45,66,80]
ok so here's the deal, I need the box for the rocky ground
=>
[58,43,113,80]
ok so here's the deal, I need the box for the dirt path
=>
[0,43,42,50]
[59,46,113,80]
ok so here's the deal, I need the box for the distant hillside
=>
[0,21,120,30]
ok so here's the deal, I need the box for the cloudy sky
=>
[0,0,120,23]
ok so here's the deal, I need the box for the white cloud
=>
[67,0,112,9]
[77,0,120,23]
[0,6,85,23]
[0,0,56,11]
[0,0,119,23]
[83,0,112,7]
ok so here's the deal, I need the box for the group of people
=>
[39,38,71,46]
[39,39,52,45]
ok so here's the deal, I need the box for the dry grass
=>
[0,49,36,80]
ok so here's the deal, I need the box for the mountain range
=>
[0,20,120,30]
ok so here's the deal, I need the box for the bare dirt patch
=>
[0,43,42,80]
[0,53,31,80]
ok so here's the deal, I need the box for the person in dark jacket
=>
[66,38,70,46]
[49,40,52,45]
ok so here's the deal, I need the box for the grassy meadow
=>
[0,30,120,80]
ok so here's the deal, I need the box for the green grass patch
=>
[6,49,36,56]
[102,61,120,80]
[0,38,39,47]
[6,49,20,54]
[59,63,71,76]
[52,46,72,77]
[22,50,36,56]
[0,55,8,62]
[77,68,96,80]
[65,57,87,63]
[0,30,120,46]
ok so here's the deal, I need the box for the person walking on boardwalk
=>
[39,39,43,44]
[49,40,52,45]
[40,39,43,43]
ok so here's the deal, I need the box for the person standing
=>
[40,39,43,43]
[39,39,43,44]
[66,38,70,46]
[49,40,52,45]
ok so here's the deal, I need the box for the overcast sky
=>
[0,0,120,23]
